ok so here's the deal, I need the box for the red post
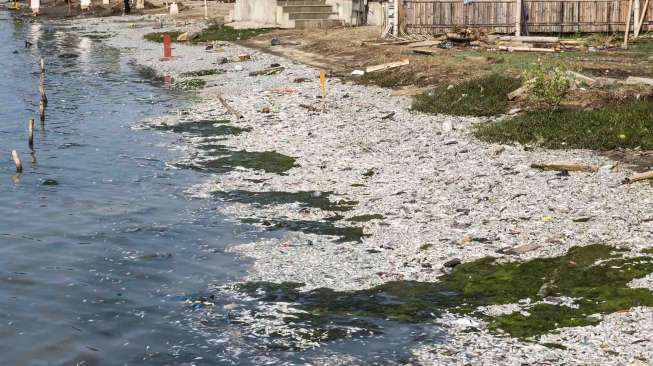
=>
[163,34,172,59]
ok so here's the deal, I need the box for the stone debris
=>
[75,15,653,365]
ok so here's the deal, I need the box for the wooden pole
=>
[634,0,641,35]
[204,0,208,18]
[28,118,34,148]
[624,0,635,49]
[39,100,45,123]
[12,150,22,173]
[516,0,523,36]
[40,59,48,107]
[635,0,650,37]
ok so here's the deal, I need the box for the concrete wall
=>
[367,1,387,26]
[234,0,278,24]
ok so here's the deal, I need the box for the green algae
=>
[347,214,384,222]
[234,244,653,340]
[241,218,367,243]
[172,78,207,91]
[213,190,357,212]
[179,69,224,78]
[153,120,248,138]
[200,150,297,175]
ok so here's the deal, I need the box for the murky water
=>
[0,14,443,366]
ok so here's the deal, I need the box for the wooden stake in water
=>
[40,59,48,107]
[28,118,34,148]
[12,150,22,173]
[39,100,45,123]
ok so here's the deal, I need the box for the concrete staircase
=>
[277,0,343,29]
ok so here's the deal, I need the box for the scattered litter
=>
[249,66,285,77]
[365,59,409,73]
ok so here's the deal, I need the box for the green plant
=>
[523,62,571,110]
[412,74,521,117]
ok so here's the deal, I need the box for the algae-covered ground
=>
[234,245,653,341]
[144,25,270,44]
[152,120,368,242]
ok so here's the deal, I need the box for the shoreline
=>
[68,14,653,364]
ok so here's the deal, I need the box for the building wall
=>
[233,0,278,24]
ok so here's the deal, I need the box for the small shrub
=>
[412,74,521,117]
[523,62,571,110]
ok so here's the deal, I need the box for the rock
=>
[238,53,251,61]
[443,258,462,268]
[177,32,188,41]
[441,120,453,132]
[270,37,281,46]
[572,216,592,223]
[500,243,540,255]
[351,69,365,76]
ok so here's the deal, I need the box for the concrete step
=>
[289,11,336,20]
[282,5,333,13]
[278,0,326,6]
[294,19,343,29]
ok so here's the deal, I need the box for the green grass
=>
[194,25,271,42]
[143,26,269,44]
[474,101,653,150]
[412,74,521,117]
[143,31,184,43]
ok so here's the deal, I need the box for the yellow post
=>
[319,69,327,111]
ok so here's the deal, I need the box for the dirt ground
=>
[242,26,653,96]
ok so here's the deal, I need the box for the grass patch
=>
[234,244,653,341]
[172,78,207,91]
[412,74,521,117]
[143,31,184,43]
[179,69,224,78]
[474,101,653,150]
[194,25,271,42]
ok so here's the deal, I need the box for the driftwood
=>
[566,71,596,85]
[498,46,556,53]
[497,36,559,43]
[406,40,443,48]
[365,59,409,73]
[531,163,599,173]
[446,33,473,42]
[623,170,653,184]
[625,76,653,85]
[248,66,284,77]
[217,94,243,119]
[507,85,530,100]
[413,48,437,55]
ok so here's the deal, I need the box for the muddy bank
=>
[68,14,653,365]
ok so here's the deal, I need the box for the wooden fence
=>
[404,0,653,34]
